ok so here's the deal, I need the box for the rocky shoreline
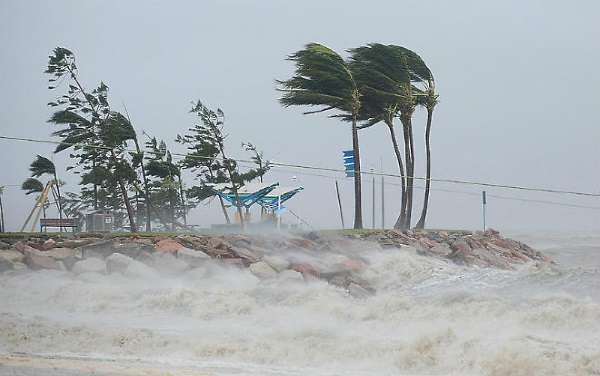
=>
[0,229,553,297]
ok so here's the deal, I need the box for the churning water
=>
[0,231,598,375]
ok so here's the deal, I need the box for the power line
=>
[2,134,599,201]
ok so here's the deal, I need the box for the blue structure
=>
[210,182,304,213]
[343,150,355,178]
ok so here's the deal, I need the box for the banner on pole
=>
[343,150,354,178]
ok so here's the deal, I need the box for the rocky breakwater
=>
[0,229,553,297]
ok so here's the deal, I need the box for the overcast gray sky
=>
[1,0,598,232]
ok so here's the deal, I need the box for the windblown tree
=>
[277,43,364,229]
[350,43,411,228]
[177,100,269,229]
[350,43,436,229]
[391,45,435,229]
[414,75,438,229]
[21,155,64,222]
[45,47,138,232]
[144,136,188,231]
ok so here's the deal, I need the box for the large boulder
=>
[0,258,14,272]
[106,252,132,274]
[0,249,24,264]
[71,257,107,275]
[262,254,290,272]
[24,252,65,271]
[152,251,190,274]
[248,261,277,279]
[176,246,210,267]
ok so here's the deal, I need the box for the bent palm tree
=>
[414,82,439,229]
[278,43,363,229]
[350,43,411,228]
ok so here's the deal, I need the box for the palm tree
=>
[278,43,363,229]
[390,46,434,228]
[29,155,64,222]
[349,43,411,228]
[415,82,439,229]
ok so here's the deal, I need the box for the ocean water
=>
[0,231,598,375]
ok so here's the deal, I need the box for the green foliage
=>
[21,178,44,195]
[45,46,139,232]
[177,100,269,225]
[29,155,56,177]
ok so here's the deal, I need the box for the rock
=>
[291,263,321,277]
[44,247,78,260]
[12,241,37,254]
[262,254,290,272]
[25,252,65,271]
[155,238,182,252]
[225,234,251,249]
[208,236,232,251]
[41,238,57,251]
[288,238,316,250]
[471,247,510,269]
[0,249,25,264]
[0,240,10,250]
[329,275,349,288]
[106,253,132,274]
[0,258,14,272]
[81,240,116,259]
[112,242,148,259]
[278,269,303,283]
[348,283,374,298]
[122,258,160,279]
[177,246,210,267]
[248,261,278,279]
[152,252,189,274]
[57,238,99,249]
[229,246,261,264]
[429,244,452,257]
[222,258,244,268]
[71,257,107,275]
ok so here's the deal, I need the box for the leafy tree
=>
[144,136,188,231]
[277,43,364,229]
[45,47,138,232]
[177,100,269,229]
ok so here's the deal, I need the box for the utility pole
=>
[371,168,375,229]
[335,180,345,229]
[381,175,385,229]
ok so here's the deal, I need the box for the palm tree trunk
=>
[397,118,412,229]
[406,119,415,228]
[133,138,152,232]
[415,108,434,229]
[351,116,363,229]
[386,122,407,230]
[110,150,137,232]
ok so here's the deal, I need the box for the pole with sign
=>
[482,191,487,231]
[343,150,355,178]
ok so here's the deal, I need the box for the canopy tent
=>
[259,186,304,212]
[210,183,304,212]
[211,182,279,209]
